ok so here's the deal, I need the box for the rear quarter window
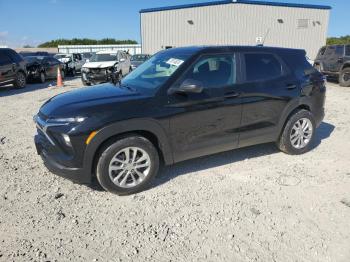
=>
[244,53,283,82]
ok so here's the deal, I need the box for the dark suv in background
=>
[34,46,326,195]
[0,48,27,88]
[314,44,350,87]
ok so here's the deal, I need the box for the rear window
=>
[244,53,283,81]
[346,45,350,56]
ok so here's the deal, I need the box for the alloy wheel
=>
[108,147,151,188]
[290,118,313,149]
[18,73,26,87]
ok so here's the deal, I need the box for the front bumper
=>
[35,135,91,184]
[82,68,115,84]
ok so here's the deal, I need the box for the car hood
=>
[83,61,117,69]
[40,83,143,118]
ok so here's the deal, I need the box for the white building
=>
[140,0,331,58]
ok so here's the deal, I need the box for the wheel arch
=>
[341,62,350,70]
[277,100,312,138]
[83,119,173,177]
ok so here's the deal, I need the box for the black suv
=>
[0,48,27,88]
[314,44,350,87]
[34,46,326,195]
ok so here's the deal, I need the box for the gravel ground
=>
[0,77,349,262]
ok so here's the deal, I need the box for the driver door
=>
[167,53,242,162]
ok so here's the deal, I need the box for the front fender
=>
[82,118,173,175]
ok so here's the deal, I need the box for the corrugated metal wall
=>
[58,44,142,55]
[141,3,330,59]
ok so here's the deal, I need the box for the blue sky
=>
[0,0,348,47]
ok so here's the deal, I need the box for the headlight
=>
[47,117,87,124]
[82,67,89,73]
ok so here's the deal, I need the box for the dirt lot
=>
[0,77,349,262]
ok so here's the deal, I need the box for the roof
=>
[140,0,331,13]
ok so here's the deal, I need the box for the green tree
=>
[38,38,138,47]
[326,35,350,45]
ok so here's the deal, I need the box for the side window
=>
[324,46,335,56]
[335,45,344,55]
[346,45,350,56]
[180,54,236,89]
[244,53,283,82]
[0,52,12,65]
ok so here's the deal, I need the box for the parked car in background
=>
[130,54,151,70]
[54,53,84,76]
[0,48,27,88]
[24,56,64,83]
[34,46,326,195]
[314,44,350,87]
[81,50,131,85]
[20,51,52,57]
[81,52,95,63]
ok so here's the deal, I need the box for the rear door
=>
[235,52,299,147]
[0,51,15,85]
[330,45,345,72]
[322,45,344,72]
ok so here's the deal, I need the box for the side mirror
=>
[86,59,89,63]
[168,79,203,95]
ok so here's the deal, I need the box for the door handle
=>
[224,91,240,98]
[286,84,297,90]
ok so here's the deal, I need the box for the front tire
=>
[39,72,46,83]
[339,68,350,87]
[14,71,26,88]
[96,135,159,195]
[277,110,316,155]
[71,68,76,76]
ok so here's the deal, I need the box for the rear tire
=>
[14,71,26,89]
[339,68,350,87]
[96,135,159,195]
[277,110,316,155]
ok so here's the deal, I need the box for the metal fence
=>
[58,44,142,55]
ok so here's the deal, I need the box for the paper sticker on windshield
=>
[166,58,184,67]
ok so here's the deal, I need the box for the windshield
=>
[24,56,40,63]
[131,55,149,61]
[122,51,191,90]
[90,53,118,62]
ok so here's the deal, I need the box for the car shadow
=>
[87,121,335,194]
[0,76,78,98]
[152,121,335,189]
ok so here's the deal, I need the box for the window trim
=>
[240,52,289,83]
[172,52,238,90]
